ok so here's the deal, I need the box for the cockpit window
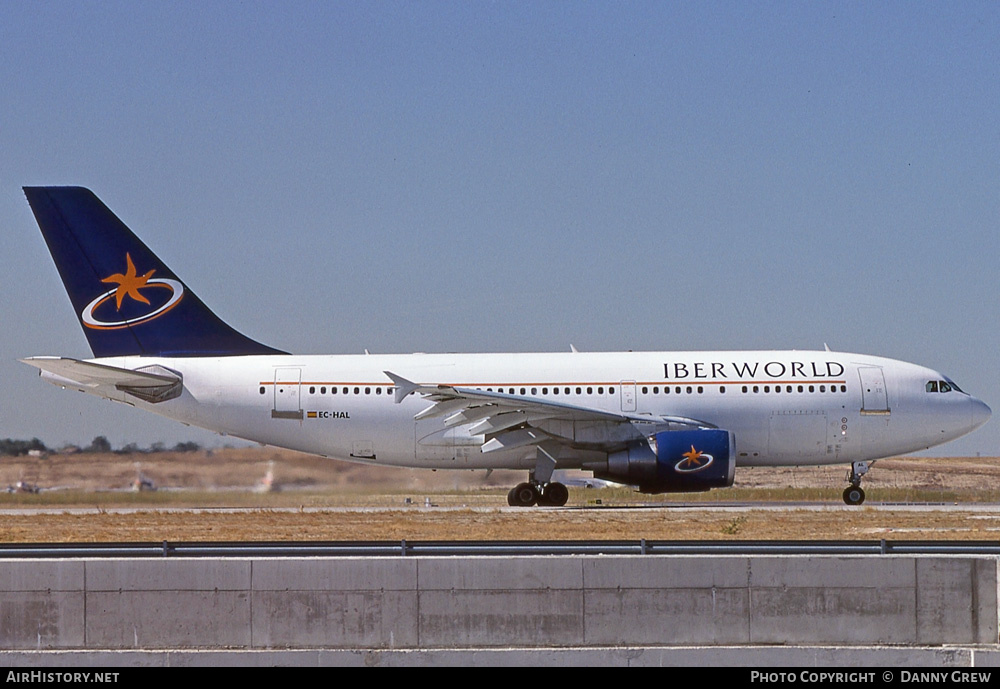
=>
[927,379,965,394]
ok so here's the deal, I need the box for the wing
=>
[21,356,182,403]
[385,370,714,481]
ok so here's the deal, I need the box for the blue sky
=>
[1,1,998,455]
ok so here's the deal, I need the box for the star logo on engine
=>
[680,445,704,468]
[674,444,715,474]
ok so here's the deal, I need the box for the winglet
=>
[384,371,420,403]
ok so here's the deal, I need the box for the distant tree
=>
[150,442,166,453]
[84,436,112,454]
[172,441,201,453]
[0,438,48,456]
[116,442,141,455]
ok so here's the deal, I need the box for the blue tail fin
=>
[24,186,287,358]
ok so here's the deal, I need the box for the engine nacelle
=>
[597,429,736,493]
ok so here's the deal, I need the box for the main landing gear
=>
[507,480,569,507]
[843,461,870,506]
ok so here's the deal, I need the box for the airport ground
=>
[1,447,999,542]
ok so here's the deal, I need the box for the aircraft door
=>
[272,368,303,419]
[858,366,889,415]
[620,381,637,412]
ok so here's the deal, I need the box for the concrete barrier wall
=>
[0,555,995,650]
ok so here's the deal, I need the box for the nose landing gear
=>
[843,461,870,505]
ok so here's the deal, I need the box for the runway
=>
[4,499,1000,514]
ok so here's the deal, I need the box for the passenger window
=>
[926,381,938,393]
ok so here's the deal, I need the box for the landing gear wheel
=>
[510,482,539,507]
[843,461,870,506]
[843,485,866,506]
[539,482,569,507]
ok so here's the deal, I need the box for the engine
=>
[596,428,736,493]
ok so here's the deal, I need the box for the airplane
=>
[20,187,992,506]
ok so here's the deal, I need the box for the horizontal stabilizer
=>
[21,356,182,403]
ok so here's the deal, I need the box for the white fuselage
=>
[53,349,989,473]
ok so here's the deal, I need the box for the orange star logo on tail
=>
[102,253,156,310]
[81,254,184,330]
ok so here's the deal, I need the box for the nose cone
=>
[971,397,992,431]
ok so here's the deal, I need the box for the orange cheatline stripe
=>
[260,379,847,387]
[656,380,847,386]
